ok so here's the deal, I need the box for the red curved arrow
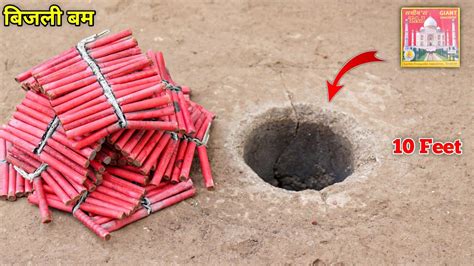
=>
[327,51,383,102]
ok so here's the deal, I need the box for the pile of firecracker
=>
[0,29,214,240]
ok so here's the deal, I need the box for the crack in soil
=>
[272,73,301,187]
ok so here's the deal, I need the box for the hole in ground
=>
[243,118,354,191]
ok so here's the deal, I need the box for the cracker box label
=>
[401,7,460,68]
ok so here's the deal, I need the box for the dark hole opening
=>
[243,120,354,191]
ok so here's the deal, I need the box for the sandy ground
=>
[0,0,473,264]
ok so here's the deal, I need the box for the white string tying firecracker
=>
[75,30,128,128]
[14,164,48,181]
[72,191,89,214]
[188,122,212,147]
[34,116,60,154]
[14,116,60,181]
[140,197,152,215]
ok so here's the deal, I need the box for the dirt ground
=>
[0,0,473,264]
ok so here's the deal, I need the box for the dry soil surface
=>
[0,0,473,264]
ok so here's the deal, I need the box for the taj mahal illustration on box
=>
[401,7,460,68]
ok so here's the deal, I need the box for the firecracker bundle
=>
[0,140,29,201]
[106,100,214,188]
[15,29,195,149]
[0,29,215,240]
